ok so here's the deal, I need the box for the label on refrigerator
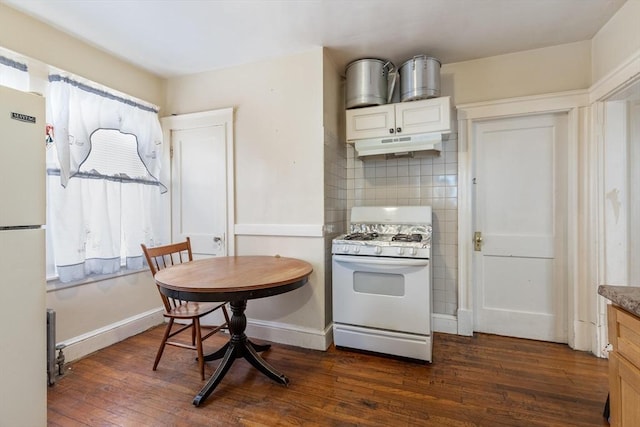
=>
[10,112,37,123]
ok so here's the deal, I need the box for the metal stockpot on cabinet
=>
[399,55,441,102]
[345,58,397,109]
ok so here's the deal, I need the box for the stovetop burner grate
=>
[343,232,379,241]
[392,233,423,242]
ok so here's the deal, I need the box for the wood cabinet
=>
[345,96,450,142]
[607,304,640,426]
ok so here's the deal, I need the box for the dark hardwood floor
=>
[47,326,610,426]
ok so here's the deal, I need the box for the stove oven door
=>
[332,254,431,335]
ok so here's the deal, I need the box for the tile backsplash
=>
[345,135,459,316]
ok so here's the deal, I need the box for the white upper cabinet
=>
[346,96,451,142]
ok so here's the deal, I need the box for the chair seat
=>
[165,301,225,319]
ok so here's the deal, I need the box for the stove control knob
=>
[353,246,360,254]
[343,246,349,253]
[410,248,417,256]
[375,246,382,255]
[397,247,405,255]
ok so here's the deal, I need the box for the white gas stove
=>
[332,206,433,362]
[332,206,432,258]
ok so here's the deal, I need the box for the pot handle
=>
[384,61,397,103]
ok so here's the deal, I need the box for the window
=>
[46,74,165,282]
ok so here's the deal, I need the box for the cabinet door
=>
[609,305,640,368]
[395,96,451,136]
[609,352,640,427]
[346,104,395,141]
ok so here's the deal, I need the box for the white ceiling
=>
[3,0,627,78]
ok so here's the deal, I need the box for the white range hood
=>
[354,132,442,157]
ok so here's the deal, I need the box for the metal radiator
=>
[46,309,65,386]
[46,309,56,385]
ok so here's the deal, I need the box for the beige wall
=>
[165,49,324,226]
[443,41,591,105]
[592,0,640,85]
[165,48,331,348]
[0,3,165,108]
[47,273,159,342]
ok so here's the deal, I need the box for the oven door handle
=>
[333,254,429,267]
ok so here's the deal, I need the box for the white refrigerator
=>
[0,85,47,426]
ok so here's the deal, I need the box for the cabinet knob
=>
[389,128,395,134]
[396,127,402,133]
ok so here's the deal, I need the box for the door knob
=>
[474,231,483,251]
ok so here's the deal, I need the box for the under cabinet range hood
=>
[354,132,442,157]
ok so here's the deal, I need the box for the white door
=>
[171,124,229,258]
[473,113,568,342]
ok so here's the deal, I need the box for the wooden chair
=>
[141,238,230,380]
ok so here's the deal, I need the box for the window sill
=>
[46,267,148,292]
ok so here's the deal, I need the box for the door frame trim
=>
[457,90,589,348]
[161,108,235,255]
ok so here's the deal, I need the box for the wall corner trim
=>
[590,49,640,103]
[457,308,474,336]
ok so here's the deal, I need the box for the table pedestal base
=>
[193,300,289,406]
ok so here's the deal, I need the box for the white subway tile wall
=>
[345,135,459,316]
[324,128,348,312]
[324,128,348,237]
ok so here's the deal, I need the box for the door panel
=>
[482,256,553,313]
[473,113,567,342]
[395,97,450,135]
[171,125,227,258]
[346,104,394,140]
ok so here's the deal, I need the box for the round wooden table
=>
[154,255,313,406]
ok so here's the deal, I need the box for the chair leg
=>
[191,317,196,346]
[154,318,174,371]
[194,318,205,380]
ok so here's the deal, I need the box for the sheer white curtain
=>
[0,55,29,91]
[46,74,164,282]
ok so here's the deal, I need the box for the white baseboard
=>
[572,319,601,355]
[58,311,470,363]
[432,313,458,334]
[245,319,332,351]
[457,308,474,336]
[59,308,164,363]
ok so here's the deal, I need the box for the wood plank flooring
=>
[47,327,610,426]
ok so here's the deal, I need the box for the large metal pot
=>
[399,55,441,102]
[345,58,396,109]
